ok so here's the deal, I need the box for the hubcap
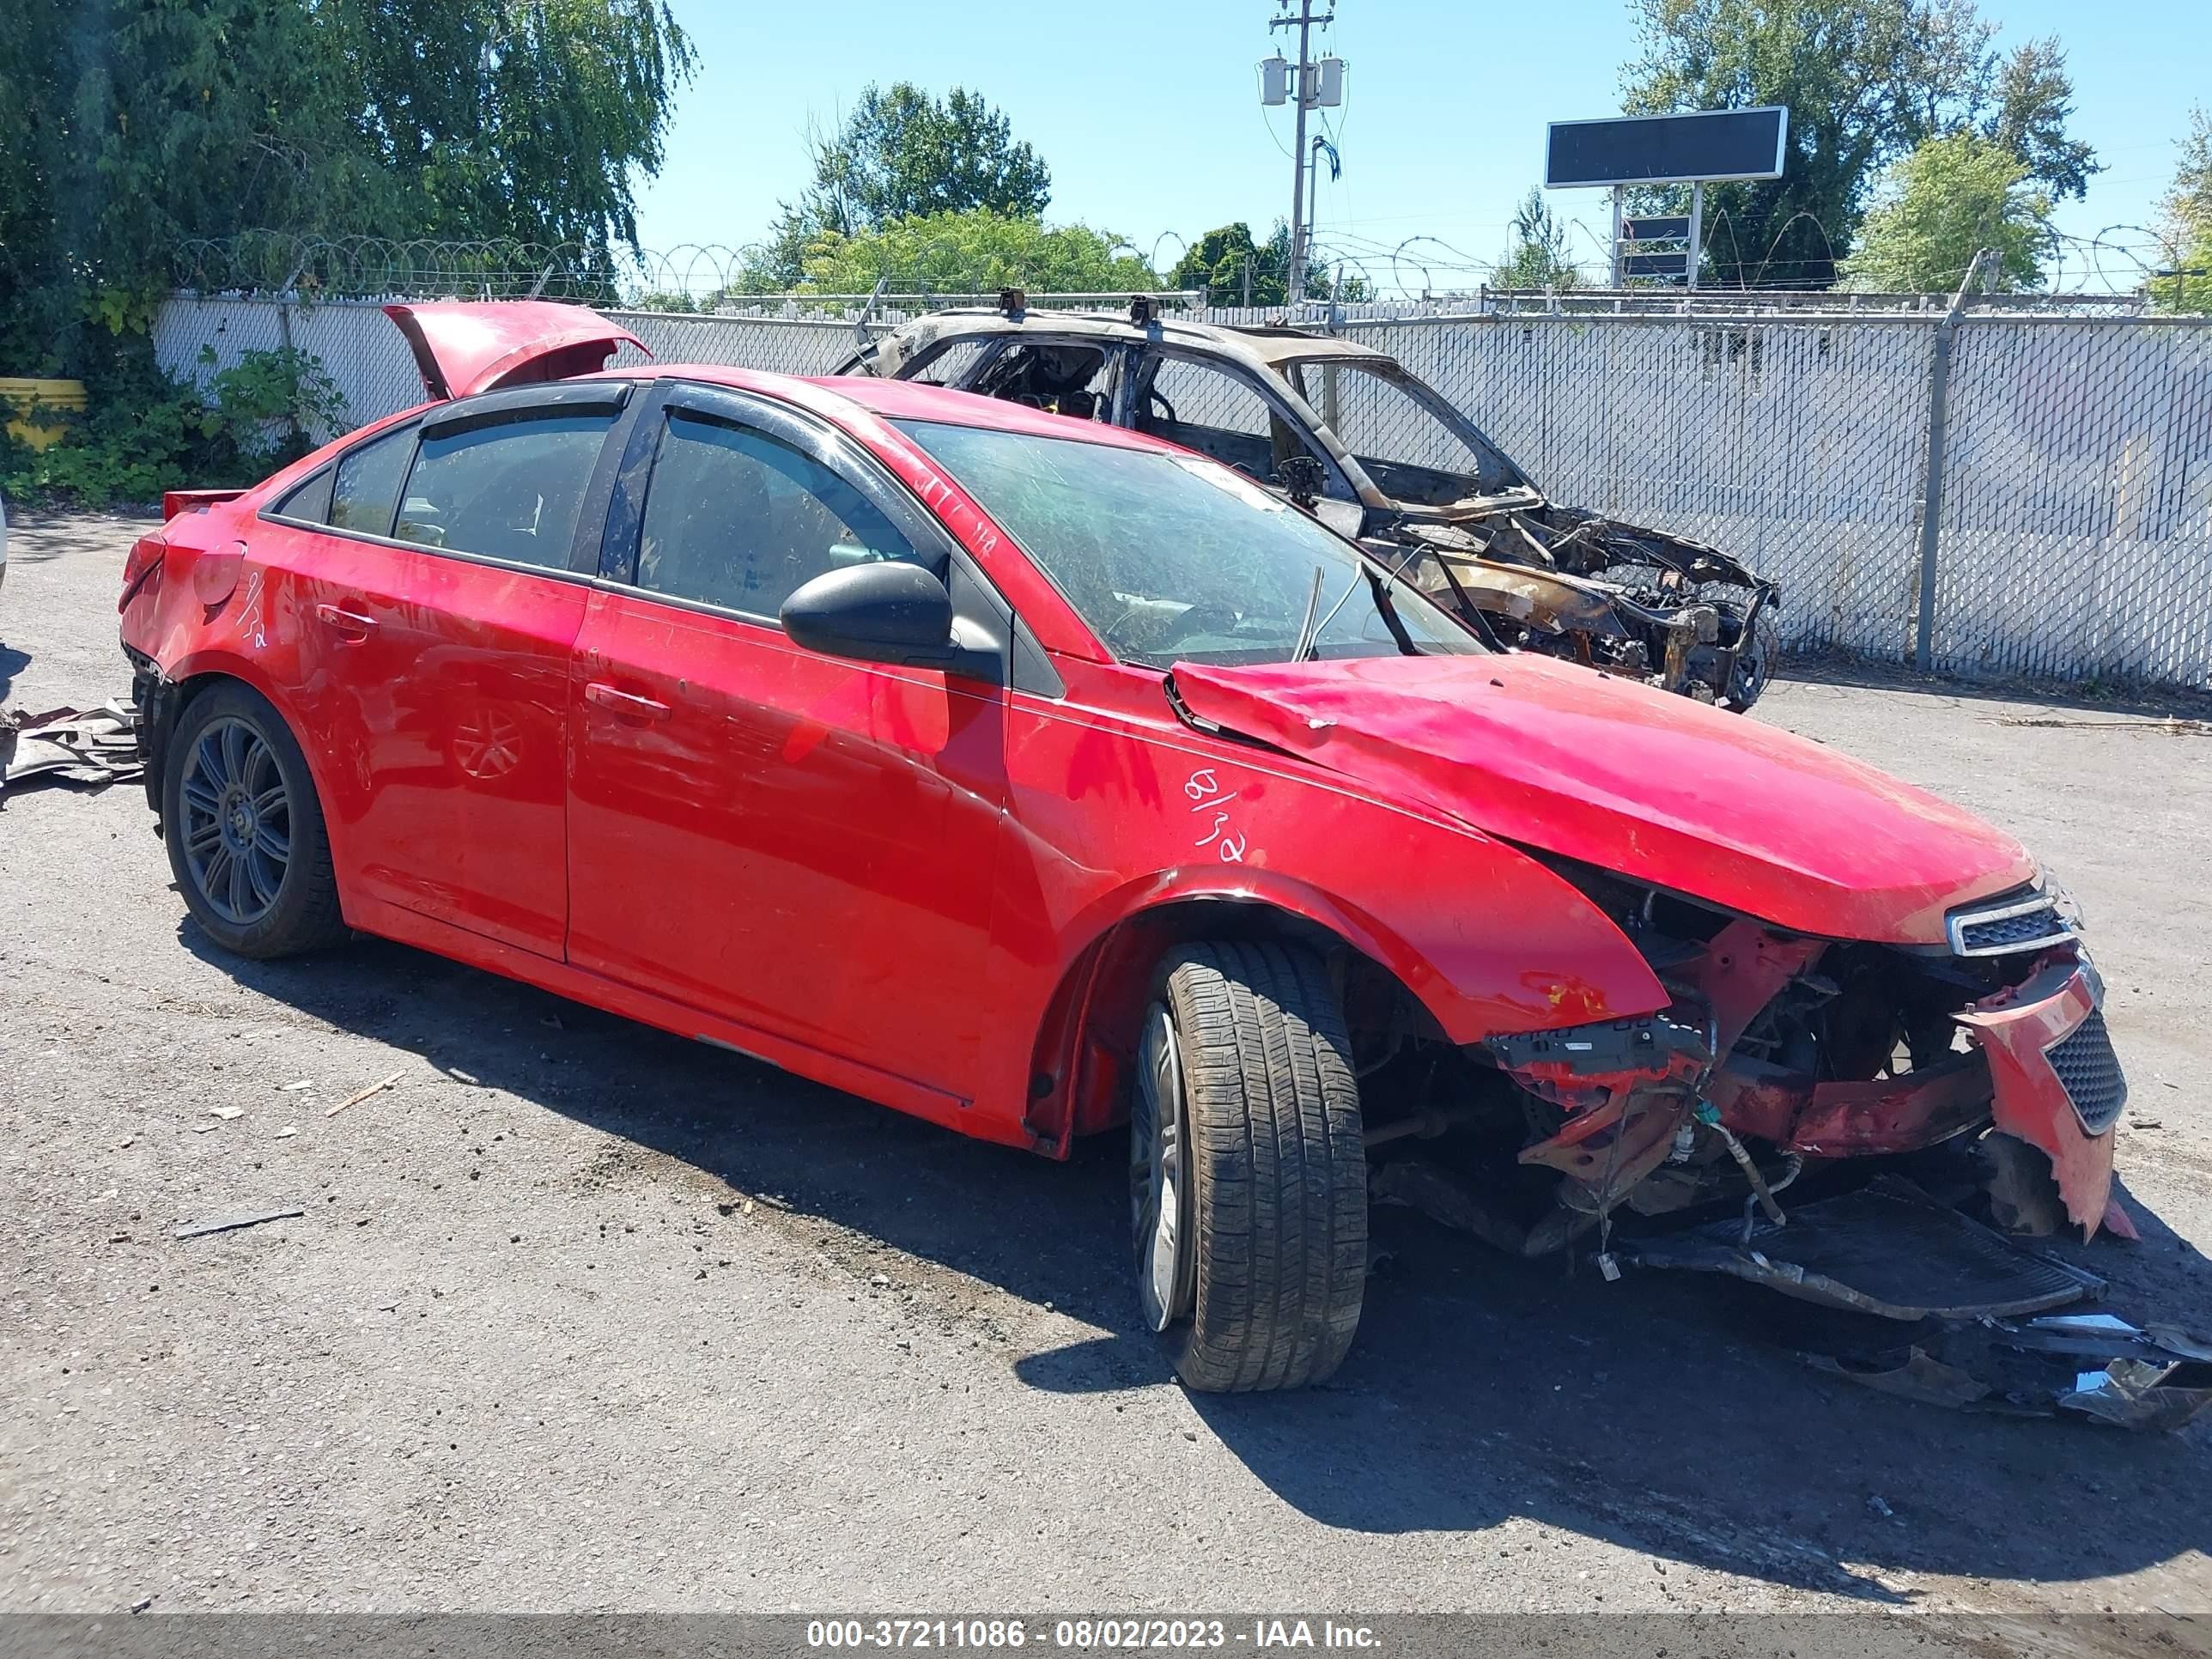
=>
[1131,1002,1194,1334]
[180,716,290,927]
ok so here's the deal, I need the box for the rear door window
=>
[326,425,416,536]
[392,413,616,568]
[634,409,935,619]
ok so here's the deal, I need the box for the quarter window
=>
[635,410,933,617]
[392,413,614,568]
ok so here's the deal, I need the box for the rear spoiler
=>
[163,488,247,520]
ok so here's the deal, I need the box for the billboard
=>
[1546,106,1789,189]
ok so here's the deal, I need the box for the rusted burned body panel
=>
[840,308,1784,708]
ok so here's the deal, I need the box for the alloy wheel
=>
[179,716,291,927]
[1132,1001,1196,1334]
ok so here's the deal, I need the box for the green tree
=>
[2165,106,2212,228]
[744,83,1050,294]
[1493,189,1583,289]
[1168,222,1336,304]
[1621,0,2092,288]
[1984,39,2099,203]
[2150,106,2212,313]
[1841,131,2052,291]
[796,210,1157,295]
[828,84,1052,228]
[0,0,691,374]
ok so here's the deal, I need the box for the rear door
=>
[260,382,635,957]
[564,384,1008,1098]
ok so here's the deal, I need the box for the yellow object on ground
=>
[0,378,88,450]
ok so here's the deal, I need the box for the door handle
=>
[314,602,378,641]
[585,681,672,722]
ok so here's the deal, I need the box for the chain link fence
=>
[150,292,2212,690]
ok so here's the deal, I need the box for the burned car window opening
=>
[969,341,1115,420]
[1130,354,1348,499]
[1286,360,1526,504]
[893,418,1481,671]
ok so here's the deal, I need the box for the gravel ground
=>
[3,514,2208,1620]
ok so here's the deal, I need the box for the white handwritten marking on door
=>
[1183,768,1250,864]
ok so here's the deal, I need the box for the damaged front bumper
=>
[1708,951,2124,1235]
[1490,939,2126,1243]
[1957,953,2127,1235]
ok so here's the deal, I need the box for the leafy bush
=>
[1,344,347,511]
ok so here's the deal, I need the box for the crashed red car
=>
[122,302,2131,1395]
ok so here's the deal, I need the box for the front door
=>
[267,386,629,957]
[564,386,1006,1098]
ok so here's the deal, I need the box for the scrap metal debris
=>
[1806,1311,2212,1431]
[173,1206,304,1241]
[1621,1177,2105,1320]
[0,700,142,793]
[1616,1177,2208,1431]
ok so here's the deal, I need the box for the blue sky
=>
[630,0,2207,293]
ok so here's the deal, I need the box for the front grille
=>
[1960,904,2065,951]
[2045,1008,2128,1135]
[1948,890,2075,957]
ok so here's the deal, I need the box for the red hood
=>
[1170,653,2033,945]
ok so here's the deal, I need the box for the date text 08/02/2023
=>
[805,1619,1383,1650]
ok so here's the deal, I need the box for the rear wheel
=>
[1130,941,1367,1392]
[163,682,347,958]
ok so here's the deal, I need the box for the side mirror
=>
[780,562,1000,683]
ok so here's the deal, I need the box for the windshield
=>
[893,419,1485,670]
[1283,360,1528,501]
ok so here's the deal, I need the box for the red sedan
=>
[122,303,2128,1393]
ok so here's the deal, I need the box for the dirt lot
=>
[3,514,2209,1618]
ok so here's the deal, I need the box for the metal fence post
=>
[1913,250,1989,672]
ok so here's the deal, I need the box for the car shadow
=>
[185,922,2212,1601]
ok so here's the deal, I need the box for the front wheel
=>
[163,682,348,958]
[1715,592,1782,713]
[1131,941,1367,1392]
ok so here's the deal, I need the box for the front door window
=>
[635,410,935,618]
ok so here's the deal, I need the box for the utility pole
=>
[1269,0,1334,304]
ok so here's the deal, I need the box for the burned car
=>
[121,303,2167,1412]
[841,304,1782,709]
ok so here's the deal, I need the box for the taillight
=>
[119,532,167,612]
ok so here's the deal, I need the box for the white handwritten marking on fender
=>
[1183,768,1250,864]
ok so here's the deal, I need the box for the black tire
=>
[1130,941,1367,1392]
[163,681,348,958]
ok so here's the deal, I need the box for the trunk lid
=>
[1170,652,2032,945]
[384,301,649,401]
